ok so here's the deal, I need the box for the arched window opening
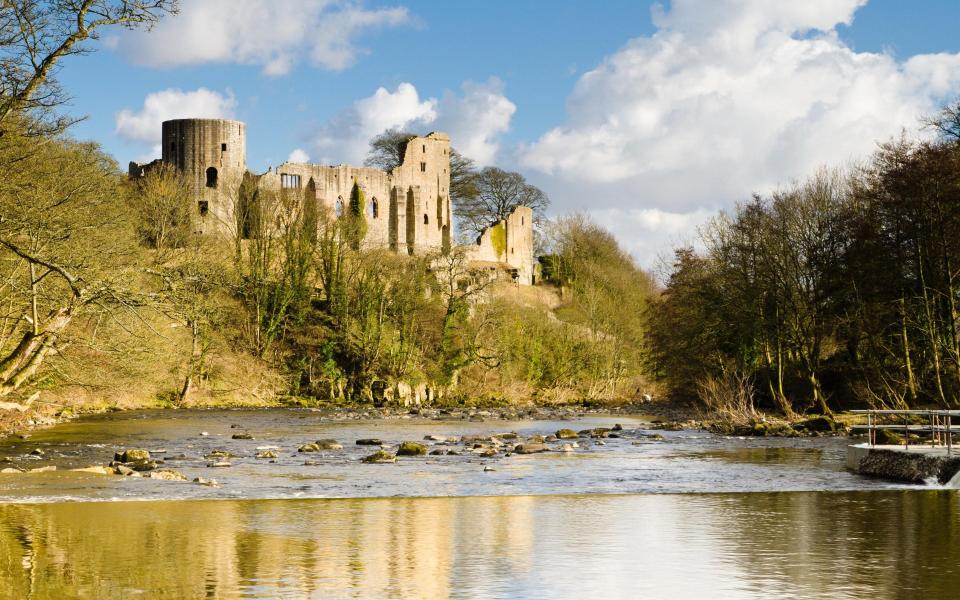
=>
[371,198,379,219]
[335,196,344,217]
[423,214,429,225]
[205,167,218,188]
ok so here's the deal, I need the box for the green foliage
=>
[490,222,506,257]
[131,164,193,254]
[649,132,960,415]
[348,181,367,246]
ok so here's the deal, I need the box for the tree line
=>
[649,104,960,416]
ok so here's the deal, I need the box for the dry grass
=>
[696,367,759,425]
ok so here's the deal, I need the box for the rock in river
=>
[231,433,254,440]
[114,448,151,463]
[514,443,548,454]
[555,429,579,440]
[298,443,321,453]
[361,450,397,464]
[256,450,279,459]
[316,439,343,450]
[356,438,384,446]
[72,466,113,475]
[148,469,187,481]
[396,441,427,456]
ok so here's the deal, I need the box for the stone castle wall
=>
[161,119,246,234]
[130,119,533,283]
[258,132,452,254]
[466,206,535,284]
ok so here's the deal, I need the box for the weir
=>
[847,409,960,485]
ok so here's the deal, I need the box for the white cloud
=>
[115,0,411,76]
[310,80,514,166]
[433,79,516,165]
[312,82,436,164]
[589,207,714,273]
[521,0,960,265]
[115,88,237,155]
[287,148,311,163]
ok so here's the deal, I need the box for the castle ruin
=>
[130,118,535,284]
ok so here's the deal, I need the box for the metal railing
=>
[851,409,960,454]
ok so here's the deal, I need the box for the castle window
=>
[371,198,379,219]
[423,214,429,225]
[221,143,227,152]
[521,216,524,225]
[198,201,209,216]
[169,141,176,154]
[205,167,218,188]
[422,144,426,153]
[280,173,301,189]
[420,162,426,172]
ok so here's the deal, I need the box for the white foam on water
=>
[943,469,960,489]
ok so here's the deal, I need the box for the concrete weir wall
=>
[847,444,960,484]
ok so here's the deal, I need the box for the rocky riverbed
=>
[0,407,913,502]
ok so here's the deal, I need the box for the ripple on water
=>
[0,408,914,502]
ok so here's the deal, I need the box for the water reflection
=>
[1,492,959,599]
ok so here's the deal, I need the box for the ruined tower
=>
[162,118,246,233]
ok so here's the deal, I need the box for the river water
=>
[0,409,957,598]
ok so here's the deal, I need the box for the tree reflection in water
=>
[0,492,957,599]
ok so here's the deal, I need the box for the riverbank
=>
[0,389,860,445]
[0,395,667,442]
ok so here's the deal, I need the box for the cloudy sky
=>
[64,0,960,266]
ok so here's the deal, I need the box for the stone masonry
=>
[129,118,535,284]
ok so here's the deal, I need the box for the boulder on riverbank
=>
[794,415,838,433]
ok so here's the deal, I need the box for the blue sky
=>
[59,0,960,265]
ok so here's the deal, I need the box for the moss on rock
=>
[396,441,427,456]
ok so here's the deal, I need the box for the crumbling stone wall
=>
[259,132,452,254]
[467,206,535,284]
[129,120,535,284]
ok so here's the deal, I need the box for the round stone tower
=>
[162,118,246,233]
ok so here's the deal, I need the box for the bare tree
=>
[130,163,193,256]
[363,129,416,171]
[924,99,960,142]
[0,134,139,401]
[0,0,178,133]
[454,166,549,238]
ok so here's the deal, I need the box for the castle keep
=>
[130,118,535,284]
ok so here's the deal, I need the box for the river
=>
[0,409,957,598]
